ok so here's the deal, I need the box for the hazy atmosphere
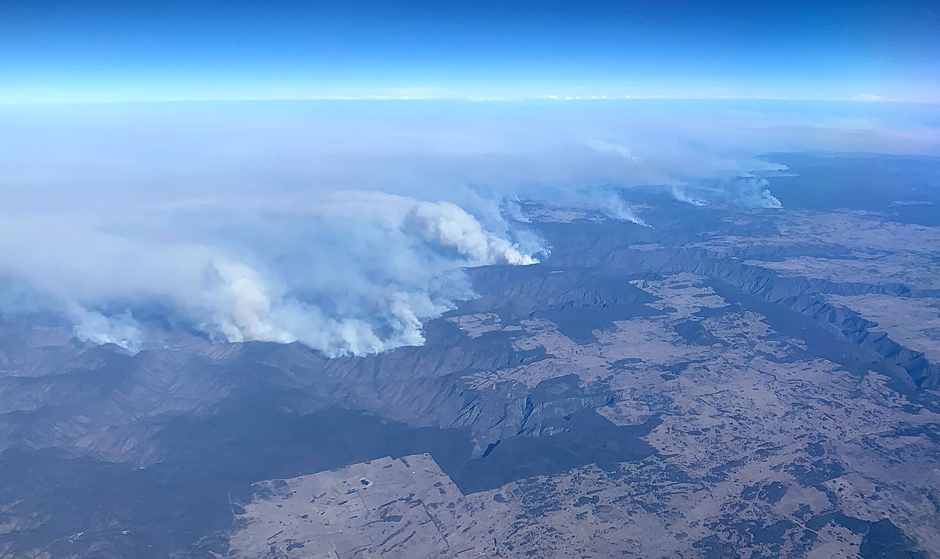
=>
[2,100,938,354]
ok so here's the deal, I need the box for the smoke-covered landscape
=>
[1,101,935,355]
[3,0,940,557]
[1,102,940,557]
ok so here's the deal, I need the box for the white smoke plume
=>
[0,192,538,357]
[670,177,783,209]
[187,198,540,357]
[403,201,539,266]
[69,306,143,353]
[578,186,651,226]
[199,256,423,356]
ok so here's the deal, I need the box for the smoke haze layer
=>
[0,100,937,354]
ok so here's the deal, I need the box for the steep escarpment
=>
[544,229,940,390]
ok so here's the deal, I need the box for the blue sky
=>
[2,0,939,103]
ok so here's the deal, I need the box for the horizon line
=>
[2,94,937,106]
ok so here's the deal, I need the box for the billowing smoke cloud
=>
[403,201,539,265]
[0,193,539,356]
[196,256,434,356]
[0,100,935,354]
[69,306,143,352]
[184,199,541,356]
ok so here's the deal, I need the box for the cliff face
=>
[542,222,940,391]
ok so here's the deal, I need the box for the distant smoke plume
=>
[69,306,143,352]
[671,176,782,209]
